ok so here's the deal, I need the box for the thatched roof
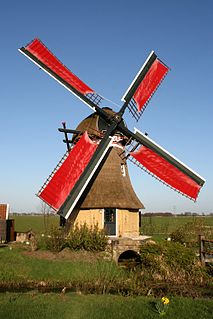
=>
[74,108,144,210]
[78,147,144,209]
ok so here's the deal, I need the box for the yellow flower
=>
[161,297,170,305]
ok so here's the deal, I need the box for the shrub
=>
[44,226,66,252]
[140,241,196,269]
[139,242,164,272]
[139,241,207,286]
[42,223,108,252]
[66,223,108,252]
[170,218,212,247]
[170,228,185,244]
[163,242,196,270]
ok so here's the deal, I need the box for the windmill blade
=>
[121,51,169,121]
[37,132,98,211]
[38,131,112,219]
[19,38,103,111]
[128,128,205,201]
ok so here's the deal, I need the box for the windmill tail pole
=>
[62,122,71,151]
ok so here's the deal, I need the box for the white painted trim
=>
[134,127,206,182]
[101,208,104,230]
[116,208,118,237]
[18,49,96,111]
[65,140,113,219]
[121,50,155,102]
[6,204,9,220]
[103,208,118,237]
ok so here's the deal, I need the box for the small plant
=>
[170,218,212,247]
[45,226,66,252]
[66,223,108,251]
[139,241,206,289]
[155,296,170,316]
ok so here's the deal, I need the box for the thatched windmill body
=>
[19,39,205,237]
[67,109,144,237]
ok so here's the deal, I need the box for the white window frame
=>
[102,208,118,237]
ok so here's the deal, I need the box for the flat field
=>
[2,215,212,318]
[141,215,213,238]
[0,293,212,319]
[10,214,60,233]
[10,214,213,236]
[0,241,212,318]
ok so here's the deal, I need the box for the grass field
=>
[10,214,213,237]
[0,245,212,297]
[2,214,212,319]
[0,246,125,286]
[0,238,212,318]
[0,293,212,319]
[141,215,213,238]
[10,214,59,233]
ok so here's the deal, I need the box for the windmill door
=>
[104,208,116,236]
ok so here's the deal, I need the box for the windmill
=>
[19,39,205,236]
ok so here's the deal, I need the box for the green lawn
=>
[10,214,59,233]
[0,245,212,297]
[0,246,212,318]
[141,215,213,236]
[0,293,212,319]
[1,215,212,319]
[0,246,127,293]
[10,214,213,236]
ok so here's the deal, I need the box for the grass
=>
[10,214,59,233]
[0,246,125,284]
[0,245,212,298]
[140,215,213,236]
[1,215,211,319]
[0,293,212,319]
[0,246,129,296]
[10,214,213,236]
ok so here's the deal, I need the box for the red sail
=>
[25,38,94,95]
[131,146,201,200]
[38,132,97,210]
[134,59,169,112]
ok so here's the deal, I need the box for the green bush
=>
[44,226,66,252]
[139,242,164,272]
[42,223,108,252]
[66,223,108,252]
[163,242,196,270]
[140,241,196,269]
[139,241,208,286]
[170,228,185,244]
[170,218,212,246]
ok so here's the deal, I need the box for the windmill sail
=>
[19,39,103,111]
[37,132,98,211]
[121,51,169,121]
[129,129,205,201]
[19,38,205,209]
[38,131,112,219]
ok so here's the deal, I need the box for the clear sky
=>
[0,0,212,214]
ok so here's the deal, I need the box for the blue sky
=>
[0,0,212,214]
